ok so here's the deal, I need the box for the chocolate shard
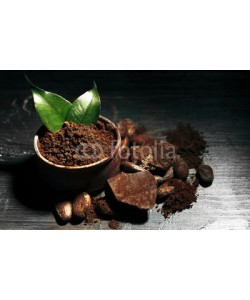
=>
[130,141,176,172]
[107,171,157,209]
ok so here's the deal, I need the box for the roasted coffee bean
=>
[55,201,72,222]
[174,159,189,180]
[72,192,92,219]
[196,164,214,187]
[120,161,145,173]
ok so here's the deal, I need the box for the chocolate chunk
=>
[107,171,157,209]
[130,141,175,172]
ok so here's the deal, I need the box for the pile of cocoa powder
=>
[38,121,115,166]
[164,123,207,169]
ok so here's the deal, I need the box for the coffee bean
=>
[196,164,214,187]
[174,159,189,180]
[72,192,92,219]
[55,201,72,222]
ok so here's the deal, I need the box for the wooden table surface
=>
[0,71,250,230]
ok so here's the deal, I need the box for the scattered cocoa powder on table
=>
[164,123,207,169]
[38,121,115,166]
[159,179,198,218]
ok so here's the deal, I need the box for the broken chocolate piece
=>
[130,141,175,172]
[107,171,157,209]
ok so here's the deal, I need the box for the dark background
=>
[0,71,250,229]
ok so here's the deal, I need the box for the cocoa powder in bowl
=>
[38,121,116,166]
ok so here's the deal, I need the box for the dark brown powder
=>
[164,123,207,169]
[160,179,197,218]
[108,220,120,229]
[38,121,115,166]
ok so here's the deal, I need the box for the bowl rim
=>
[34,115,121,170]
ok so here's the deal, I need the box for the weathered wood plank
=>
[0,71,250,229]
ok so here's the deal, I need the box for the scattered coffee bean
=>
[72,192,92,219]
[120,161,145,173]
[55,201,72,222]
[107,171,157,209]
[157,183,175,198]
[174,159,189,181]
[196,164,214,187]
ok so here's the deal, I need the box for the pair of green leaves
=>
[25,76,101,133]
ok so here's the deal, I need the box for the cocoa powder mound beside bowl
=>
[38,121,116,166]
[164,123,207,169]
[160,179,198,218]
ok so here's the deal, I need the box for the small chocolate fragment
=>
[108,220,120,230]
[55,201,72,222]
[95,199,115,218]
[92,190,106,201]
[164,166,174,179]
[107,171,157,209]
[157,182,175,198]
[196,164,214,187]
[174,159,189,181]
[121,136,130,148]
[120,161,145,173]
[72,192,91,219]
[154,169,174,185]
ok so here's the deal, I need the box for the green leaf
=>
[25,75,72,132]
[66,84,101,125]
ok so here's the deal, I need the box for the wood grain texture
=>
[0,71,250,230]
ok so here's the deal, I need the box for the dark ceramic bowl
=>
[34,116,121,193]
